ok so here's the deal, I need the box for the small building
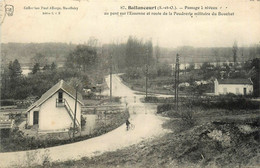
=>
[26,80,83,132]
[0,119,14,138]
[179,82,190,87]
[214,78,253,95]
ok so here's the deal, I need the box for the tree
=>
[33,53,48,66]
[43,64,50,70]
[200,62,211,72]
[146,40,153,66]
[250,58,260,96]
[187,63,195,72]
[1,59,23,98]
[8,60,22,80]
[249,44,260,60]
[1,65,11,98]
[229,70,247,79]
[232,41,238,65]
[50,62,57,70]
[66,45,98,72]
[110,43,127,71]
[12,59,22,77]
[87,37,98,48]
[13,78,32,99]
[157,63,172,76]
[32,63,40,74]
[9,59,22,91]
[125,67,143,79]
[155,42,160,64]
[8,61,13,76]
[213,49,220,66]
[125,36,154,68]
[68,77,83,92]
[125,36,139,67]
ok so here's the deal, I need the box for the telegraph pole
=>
[175,62,177,104]
[145,48,148,98]
[110,54,112,102]
[73,88,78,138]
[175,53,180,111]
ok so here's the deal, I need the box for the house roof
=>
[217,78,253,85]
[26,80,84,113]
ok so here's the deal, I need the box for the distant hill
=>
[159,45,260,63]
[1,43,77,66]
[1,43,259,67]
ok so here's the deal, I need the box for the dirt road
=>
[0,74,168,168]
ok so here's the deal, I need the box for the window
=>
[223,88,227,94]
[58,91,63,103]
[236,88,239,94]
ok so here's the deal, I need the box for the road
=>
[0,74,169,168]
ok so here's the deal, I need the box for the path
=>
[0,74,169,168]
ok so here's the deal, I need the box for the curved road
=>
[0,74,168,167]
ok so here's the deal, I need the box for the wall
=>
[216,84,253,95]
[82,114,98,134]
[214,80,219,95]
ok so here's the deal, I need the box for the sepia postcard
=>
[0,0,260,167]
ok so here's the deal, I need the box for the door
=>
[33,111,39,125]
[243,88,247,95]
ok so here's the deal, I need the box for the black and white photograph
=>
[0,0,260,167]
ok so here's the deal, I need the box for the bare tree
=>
[155,42,160,64]
[232,41,238,65]
[213,49,219,66]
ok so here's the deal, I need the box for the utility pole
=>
[175,53,180,111]
[110,54,112,102]
[73,88,78,138]
[145,48,149,98]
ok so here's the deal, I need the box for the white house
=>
[26,80,83,132]
[214,78,253,96]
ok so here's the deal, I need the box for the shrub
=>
[157,104,175,113]
[145,96,175,103]
[81,115,86,127]
[0,100,16,106]
[112,96,121,103]
[181,109,196,128]
[145,96,159,103]
[186,96,260,110]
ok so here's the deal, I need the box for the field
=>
[121,75,175,95]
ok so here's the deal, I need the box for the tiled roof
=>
[218,78,253,85]
[26,80,83,112]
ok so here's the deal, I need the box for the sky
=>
[1,0,260,48]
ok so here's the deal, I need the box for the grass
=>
[39,113,260,168]
[14,102,260,167]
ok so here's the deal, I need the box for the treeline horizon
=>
[1,37,260,100]
[1,40,260,66]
